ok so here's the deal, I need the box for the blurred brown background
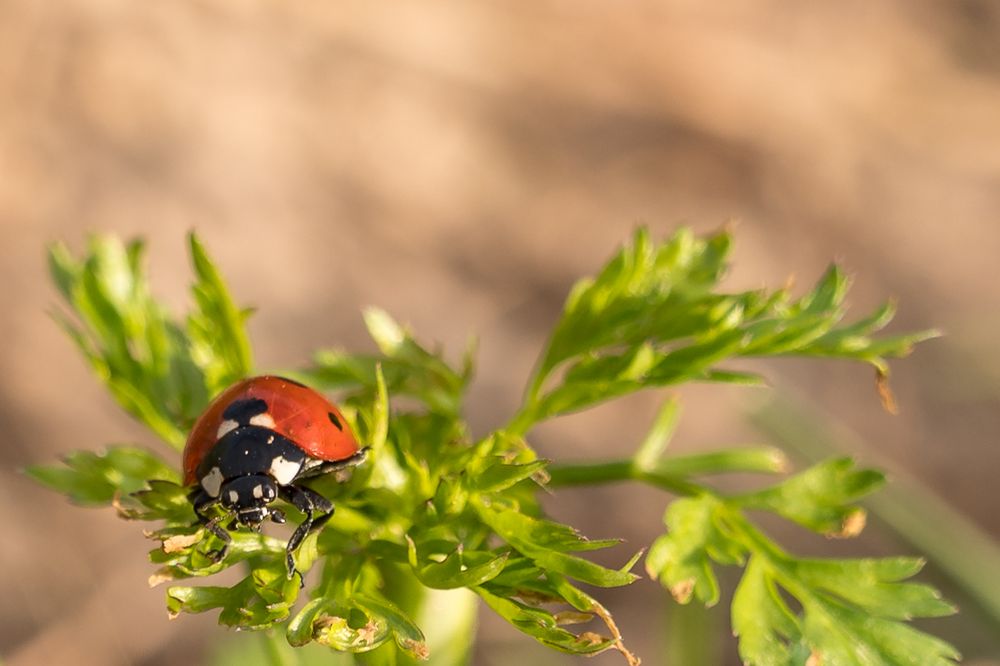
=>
[1,2,998,665]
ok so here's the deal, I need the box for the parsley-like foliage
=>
[29,228,954,665]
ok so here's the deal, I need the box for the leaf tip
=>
[828,508,867,539]
[402,638,430,660]
[770,449,790,473]
[162,532,202,554]
[668,579,695,604]
[149,568,175,588]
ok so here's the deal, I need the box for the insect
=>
[182,375,367,579]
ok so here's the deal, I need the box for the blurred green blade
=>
[187,232,254,394]
[44,234,255,449]
[475,501,638,587]
[25,446,179,505]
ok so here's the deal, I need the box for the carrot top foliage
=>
[30,228,955,665]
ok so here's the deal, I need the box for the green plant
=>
[30,228,957,665]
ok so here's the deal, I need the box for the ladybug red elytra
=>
[183,375,367,578]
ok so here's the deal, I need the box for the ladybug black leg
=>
[293,447,370,481]
[203,515,233,563]
[279,484,334,580]
[190,487,232,563]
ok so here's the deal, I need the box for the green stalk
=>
[260,632,300,666]
[547,458,704,496]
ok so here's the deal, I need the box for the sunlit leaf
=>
[737,458,885,536]
[26,446,179,505]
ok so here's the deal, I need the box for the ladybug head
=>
[218,475,283,530]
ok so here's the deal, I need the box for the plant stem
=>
[547,458,704,496]
[505,408,536,438]
[260,631,299,666]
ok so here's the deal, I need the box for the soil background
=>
[1,2,998,665]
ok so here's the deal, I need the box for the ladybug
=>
[183,375,367,579]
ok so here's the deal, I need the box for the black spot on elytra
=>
[327,412,343,430]
[222,398,269,423]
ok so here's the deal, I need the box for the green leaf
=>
[632,397,681,470]
[469,459,549,494]
[800,599,960,666]
[732,556,801,666]
[653,447,788,477]
[287,593,428,660]
[187,232,254,395]
[167,564,298,630]
[287,597,391,652]
[406,536,508,589]
[25,446,179,505]
[149,531,288,582]
[371,363,389,451]
[353,593,429,660]
[307,310,468,417]
[737,457,885,537]
[513,227,935,435]
[45,234,255,449]
[117,479,195,524]
[791,558,956,620]
[645,496,743,606]
[727,514,959,666]
[475,501,637,587]
[473,586,617,656]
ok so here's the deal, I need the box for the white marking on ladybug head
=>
[252,484,264,499]
[267,435,275,444]
[228,490,239,504]
[201,466,224,497]
[250,413,276,429]
[217,419,239,439]
[269,456,301,485]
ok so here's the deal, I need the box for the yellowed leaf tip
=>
[402,638,430,661]
[148,568,176,588]
[162,533,202,553]
[531,468,552,486]
[578,632,608,647]
[875,369,899,415]
[771,450,790,474]
[828,509,867,539]
[669,579,695,604]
